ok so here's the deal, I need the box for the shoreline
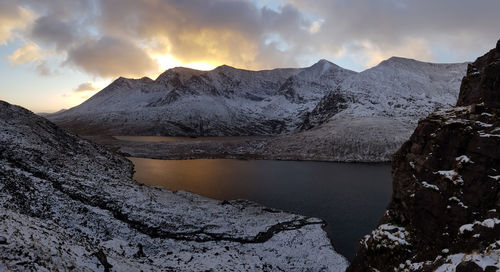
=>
[83,135,396,163]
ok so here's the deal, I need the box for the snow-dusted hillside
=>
[279,58,468,161]
[47,57,468,162]
[303,57,468,128]
[0,100,348,271]
[49,60,356,136]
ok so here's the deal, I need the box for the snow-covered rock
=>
[347,40,500,272]
[0,100,348,271]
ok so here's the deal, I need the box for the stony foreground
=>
[0,100,348,271]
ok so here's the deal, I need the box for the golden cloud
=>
[7,42,44,65]
[0,4,35,45]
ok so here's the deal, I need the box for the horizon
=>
[1,0,499,112]
[27,55,474,114]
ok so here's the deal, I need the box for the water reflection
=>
[114,135,264,143]
[129,158,392,260]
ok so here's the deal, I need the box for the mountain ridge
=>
[48,57,467,161]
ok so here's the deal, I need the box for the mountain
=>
[259,58,468,161]
[48,58,467,162]
[49,60,356,136]
[0,100,348,271]
[347,40,500,271]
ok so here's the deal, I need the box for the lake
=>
[114,135,268,143]
[129,157,392,260]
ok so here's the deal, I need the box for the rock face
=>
[457,40,500,108]
[347,41,500,271]
[0,100,348,271]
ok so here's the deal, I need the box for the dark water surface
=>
[114,135,267,142]
[129,158,392,260]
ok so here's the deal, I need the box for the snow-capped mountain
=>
[49,60,356,136]
[48,57,468,161]
[265,58,468,162]
[303,57,468,128]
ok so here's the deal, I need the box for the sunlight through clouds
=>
[0,4,35,45]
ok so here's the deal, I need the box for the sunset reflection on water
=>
[128,157,391,260]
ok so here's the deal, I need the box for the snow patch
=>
[422,181,440,191]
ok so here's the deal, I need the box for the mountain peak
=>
[214,64,237,72]
[305,58,343,75]
[385,56,418,63]
[317,59,332,64]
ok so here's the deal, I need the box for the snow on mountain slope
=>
[0,100,348,271]
[278,58,468,161]
[48,60,356,136]
[47,57,468,161]
[338,57,467,121]
[303,58,468,128]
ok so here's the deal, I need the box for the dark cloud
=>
[30,16,76,50]
[5,0,500,78]
[66,36,158,78]
[287,0,500,62]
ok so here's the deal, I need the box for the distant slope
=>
[48,57,468,162]
[49,60,356,136]
[0,100,348,271]
[271,58,468,162]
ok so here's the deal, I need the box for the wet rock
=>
[134,244,146,258]
[93,250,113,272]
[456,261,484,272]
[485,266,499,272]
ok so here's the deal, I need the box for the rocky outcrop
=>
[0,100,348,271]
[457,40,500,108]
[348,40,500,271]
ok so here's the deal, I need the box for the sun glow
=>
[156,55,218,71]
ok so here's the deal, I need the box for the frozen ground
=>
[0,100,348,271]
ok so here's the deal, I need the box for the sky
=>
[0,0,499,113]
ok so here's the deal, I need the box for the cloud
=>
[35,60,54,76]
[74,82,97,92]
[346,38,434,68]
[96,0,312,69]
[3,0,500,79]
[7,42,43,65]
[286,0,500,66]
[0,0,35,44]
[30,15,76,50]
[66,36,159,78]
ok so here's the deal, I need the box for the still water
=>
[129,157,392,260]
[114,135,266,142]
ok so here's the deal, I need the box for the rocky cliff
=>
[0,100,348,271]
[347,41,500,271]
